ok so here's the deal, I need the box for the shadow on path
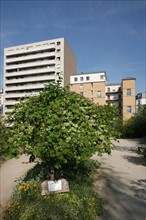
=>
[123,155,146,166]
[95,166,146,220]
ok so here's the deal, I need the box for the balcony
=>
[5,60,55,70]
[5,67,55,77]
[5,100,20,106]
[5,108,13,113]
[5,83,48,91]
[5,74,56,85]
[5,44,56,56]
[5,92,40,98]
[6,52,55,63]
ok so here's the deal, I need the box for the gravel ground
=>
[93,139,146,220]
[0,155,35,207]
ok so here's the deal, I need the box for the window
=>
[80,84,83,89]
[86,76,90,81]
[118,102,121,107]
[80,77,84,81]
[127,106,131,113]
[127,89,131,96]
[118,87,121,92]
[74,77,78,82]
[100,75,104,79]
[107,95,110,100]
[80,92,83,96]
[119,95,121,100]
[138,100,140,105]
[97,91,101,97]
[57,42,60,45]
[107,87,110,92]
[56,57,60,61]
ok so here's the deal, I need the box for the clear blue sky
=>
[0,0,146,94]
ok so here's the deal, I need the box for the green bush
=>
[5,83,120,170]
[0,116,9,156]
[122,105,146,138]
[5,192,103,220]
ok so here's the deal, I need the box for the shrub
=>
[122,105,146,138]
[5,83,120,171]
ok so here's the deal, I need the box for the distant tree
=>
[5,82,120,171]
[123,105,146,138]
[0,116,9,156]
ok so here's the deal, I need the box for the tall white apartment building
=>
[0,89,3,115]
[3,38,77,115]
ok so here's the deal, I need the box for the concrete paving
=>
[94,139,146,220]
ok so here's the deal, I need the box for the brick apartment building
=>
[70,72,136,120]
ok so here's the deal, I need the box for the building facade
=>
[70,72,107,105]
[106,83,122,114]
[136,92,146,110]
[3,38,77,115]
[0,89,3,115]
[122,78,136,120]
[70,72,136,120]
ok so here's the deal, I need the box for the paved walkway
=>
[0,155,35,207]
[93,139,146,220]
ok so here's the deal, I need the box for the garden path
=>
[93,139,146,220]
[0,155,35,207]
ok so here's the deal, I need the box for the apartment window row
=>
[80,91,102,98]
[5,77,54,86]
[6,98,20,101]
[107,94,121,100]
[6,41,61,55]
[6,64,55,73]
[107,87,121,93]
[5,81,52,88]
[6,73,55,81]
[5,89,42,94]
[6,48,56,59]
[6,57,56,66]
[74,76,90,82]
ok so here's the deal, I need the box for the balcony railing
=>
[5,67,55,77]
[6,52,55,63]
[5,60,55,70]
[5,44,56,56]
[5,74,55,84]
[5,92,40,98]
[5,83,48,91]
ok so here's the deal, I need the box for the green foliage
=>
[0,116,9,156]
[4,161,104,220]
[5,83,120,170]
[23,159,100,182]
[122,105,146,138]
[4,192,103,220]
